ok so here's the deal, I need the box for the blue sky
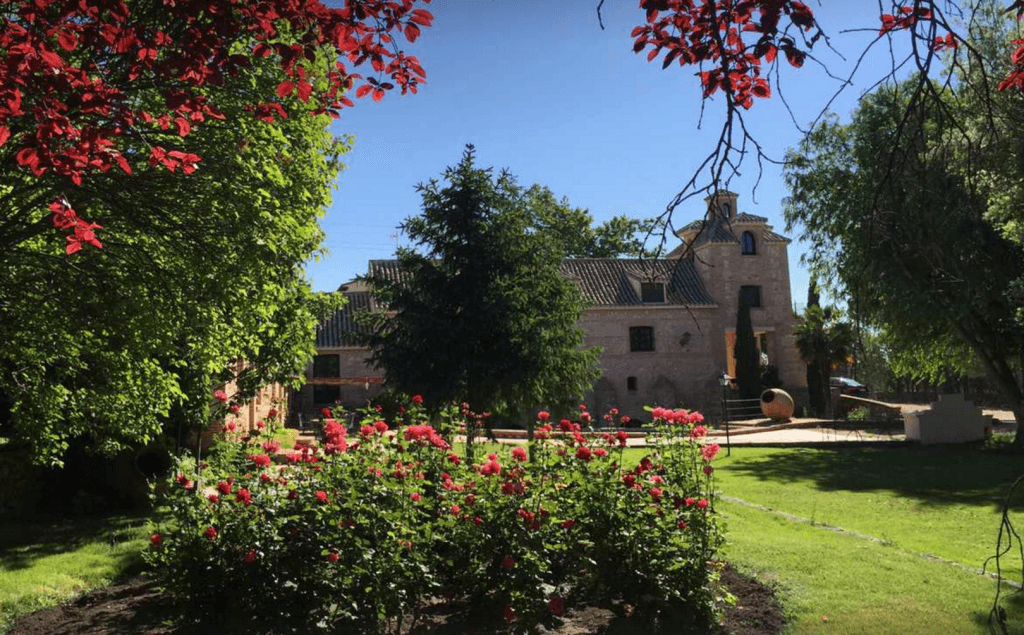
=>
[310,2,901,308]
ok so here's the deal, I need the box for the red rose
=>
[649,487,663,501]
[257,420,265,429]
[326,551,339,563]
[697,499,709,509]
[150,533,162,547]
[594,448,608,458]
[213,390,228,402]
[268,408,277,418]
[575,446,592,462]
[315,490,329,504]
[701,443,720,462]
[321,407,332,418]
[230,404,240,414]
[207,494,219,504]
[410,492,421,502]
[412,394,423,404]
[511,447,527,462]
[236,488,252,506]
[205,526,217,540]
[502,555,515,569]
[677,519,688,530]
[561,519,576,529]
[243,549,256,564]
[373,420,389,434]
[450,504,461,515]
[250,454,272,468]
[537,410,550,421]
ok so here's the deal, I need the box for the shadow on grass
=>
[970,585,1024,635]
[719,446,1024,509]
[0,512,150,572]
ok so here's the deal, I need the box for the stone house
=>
[300,191,807,422]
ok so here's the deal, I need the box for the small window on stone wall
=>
[630,326,655,352]
[627,376,638,392]
[741,231,756,255]
[740,285,762,308]
[313,354,341,378]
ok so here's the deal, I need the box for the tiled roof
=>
[559,259,714,307]
[315,291,373,347]
[367,259,413,286]
[734,212,768,224]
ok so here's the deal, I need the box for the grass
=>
[711,446,1024,634]
[0,513,150,633]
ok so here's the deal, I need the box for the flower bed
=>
[147,400,723,633]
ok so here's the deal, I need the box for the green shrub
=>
[147,399,723,632]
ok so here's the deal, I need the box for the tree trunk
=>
[954,318,1024,449]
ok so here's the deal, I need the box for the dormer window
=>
[741,231,757,255]
[640,282,665,303]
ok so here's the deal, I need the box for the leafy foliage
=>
[147,400,724,633]
[784,74,1024,442]
[362,146,602,433]
[793,304,855,417]
[0,1,433,464]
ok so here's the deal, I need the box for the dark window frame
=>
[629,326,655,352]
[740,285,762,308]
[627,376,638,392]
[741,231,757,255]
[312,354,341,378]
[640,282,665,303]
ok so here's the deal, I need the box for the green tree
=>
[521,185,665,258]
[0,49,347,464]
[363,146,602,460]
[793,305,856,418]
[784,76,1024,444]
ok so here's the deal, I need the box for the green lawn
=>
[0,514,149,633]
[711,446,1024,635]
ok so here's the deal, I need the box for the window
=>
[640,282,665,303]
[312,384,340,405]
[722,203,731,218]
[312,354,340,378]
[629,326,655,352]
[627,376,638,392]
[740,285,762,308]
[741,231,756,255]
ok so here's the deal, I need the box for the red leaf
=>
[276,80,294,98]
[65,237,83,255]
[764,44,776,64]
[355,84,373,99]
[174,117,190,137]
[296,80,312,102]
[409,9,433,26]
[0,126,9,148]
[57,30,78,51]
[404,23,420,43]
[39,48,63,68]
[371,88,385,102]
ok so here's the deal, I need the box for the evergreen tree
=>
[363,146,601,460]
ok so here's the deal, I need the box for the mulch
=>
[8,564,784,635]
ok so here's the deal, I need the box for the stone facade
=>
[302,191,807,423]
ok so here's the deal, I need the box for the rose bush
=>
[147,399,723,632]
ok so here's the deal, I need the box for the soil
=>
[7,564,784,635]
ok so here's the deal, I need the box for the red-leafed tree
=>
[620,0,1024,228]
[1,0,431,254]
[0,0,432,465]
